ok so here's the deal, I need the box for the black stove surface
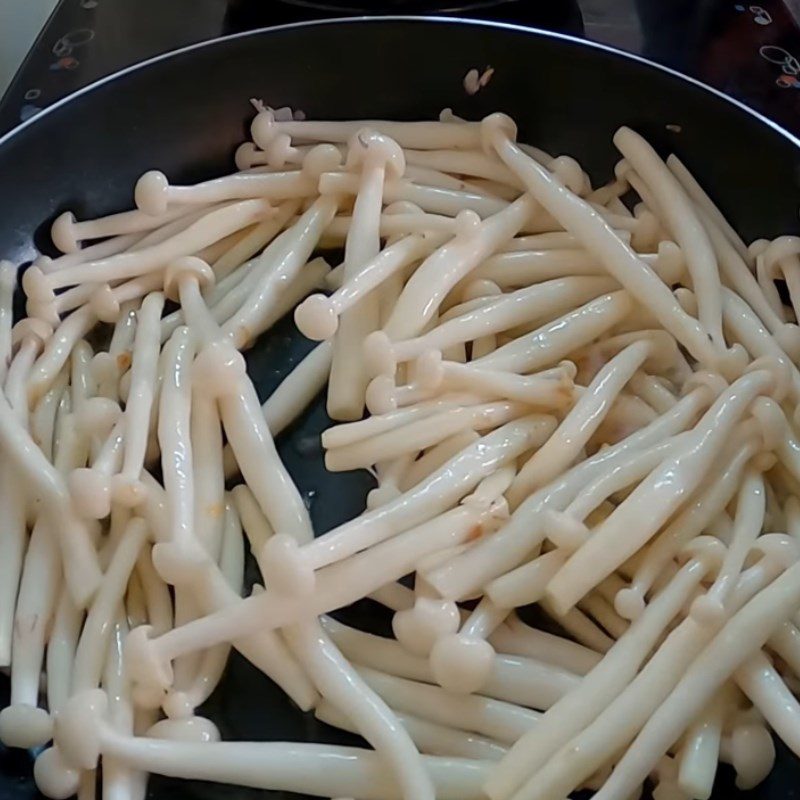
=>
[3,0,800,137]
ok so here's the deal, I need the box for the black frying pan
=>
[1,17,800,800]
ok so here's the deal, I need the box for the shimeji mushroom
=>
[481,113,744,376]
[38,689,492,800]
[422,384,715,600]
[50,204,191,254]
[484,537,725,800]
[363,275,617,376]
[295,232,446,342]
[613,127,726,350]
[3,108,800,800]
[22,199,275,311]
[221,195,339,348]
[133,157,329,217]
[502,535,798,800]
[544,366,782,615]
[315,698,508,762]
[327,130,406,421]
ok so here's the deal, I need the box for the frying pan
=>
[1,16,800,800]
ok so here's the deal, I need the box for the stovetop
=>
[2,0,800,138]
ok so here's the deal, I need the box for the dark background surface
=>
[4,0,800,136]
[2,4,800,800]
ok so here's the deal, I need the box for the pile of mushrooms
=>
[1,104,800,800]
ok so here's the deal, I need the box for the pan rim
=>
[1,14,798,153]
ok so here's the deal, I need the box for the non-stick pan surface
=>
[1,17,800,799]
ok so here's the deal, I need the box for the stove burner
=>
[275,0,520,11]
[226,0,583,34]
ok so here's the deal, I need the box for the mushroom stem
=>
[0,518,60,748]
[50,693,491,800]
[72,517,148,693]
[545,369,775,614]
[325,401,527,472]
[296,233,445,342]
[0,388,102,605]
[593,560,800,800]
[324,618,579,711]
[508,340,652,507]
[158,327,197,550]
[614,127,726,350]
[286,620,436,800]
[483,115,735,373]
[423,385,711,600]
[474,291,633,374]
[508,540,793,800]
[222,196,338,348]
[316,699,508,761]
[485,541,722,800]
[619,431,759,619]
[50,204,191,253]
[366,276,615,378]
[382,196,536,341]
[112,292,164,507]
[356,665,539,744]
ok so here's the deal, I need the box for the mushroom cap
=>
[31,254,53,271]
[480,112,518,156]
[654,240,685,284]
[266,133,299,169]
[147,714,221,743]
[33,747,81,800]
[89,283,122,323]
[392,598,460,657]
[384,200,424,216]
[163,256,215,303]
[689,593,727,628]
[714,342,750,383]
[135,170,169,217]
[346,129,405,179]
[613,586,646,621]
[53,689,108,771]
[74,396,121,440]
[234,141,262,171]
[745,354,791,403]
[365,374,398,416]
[366,483,402,510]
[454,209,482,238]
[67,467,112,520]
[25,299,60,328]
[430,633,495,694]
[729,723,775,790]
[678,535,727,574]
[193,340,247,398]
[152,539,210,587]
[774,323,800,363]
[0,703,53,749]
[21,265,54,305]
[294,293,338,341]
[11,316,52,349]
[302,144,343,179]
[251,109,277,150]
[50,211,79,254]
[550,155,587,196]
[461,278,501,303]
[681,368,728,401]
